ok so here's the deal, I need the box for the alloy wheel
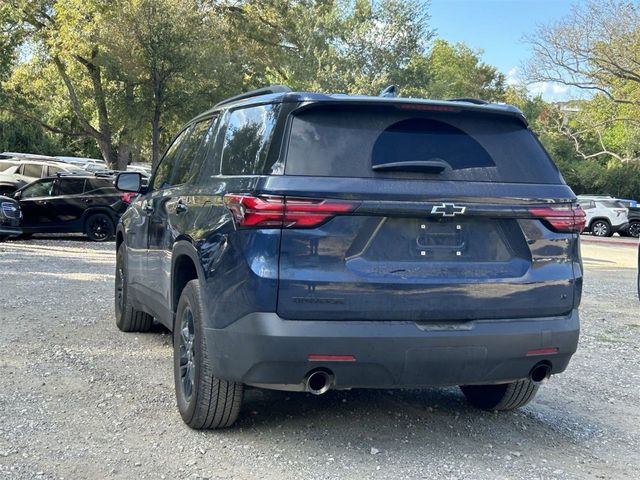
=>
[178,307,196,402]
[592,221,609,237]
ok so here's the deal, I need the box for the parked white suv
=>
[577,195,629,237]
[0,159,85,195]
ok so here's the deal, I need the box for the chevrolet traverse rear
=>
[114,86,584,428]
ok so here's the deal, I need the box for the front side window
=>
[21,179,55,199]
[153,128,191,190]
[172,119,213,186]
[220,104,280,175]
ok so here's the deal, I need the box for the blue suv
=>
[114,86,585,428]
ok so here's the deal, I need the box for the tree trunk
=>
[53,54,118,168]
[116,140,130,171]
[115,82,135,171]
[151,105,161,169]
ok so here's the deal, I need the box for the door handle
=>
[175,201,188,214]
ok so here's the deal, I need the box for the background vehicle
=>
[56,155,107,170]
[577,195,628,237]
[0,159,85,195]
[115,87,584,429]
[0,195,21,241]
[14,173,130,241]
[623,207,640,238]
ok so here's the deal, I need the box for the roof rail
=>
[447,97,489,105]
[214,85,292,108]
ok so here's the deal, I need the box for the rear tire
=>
[115,243,153,332]
[174,280,243,429]
[85,213,114,242]
[590,219,612,237]
[460,379,539,411]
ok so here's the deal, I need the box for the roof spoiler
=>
[447,97,489,105]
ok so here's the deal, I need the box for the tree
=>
[2,0,125,166]
[224,0,435,95]
[525,0,640,105]
[524,0,640,165]
[416,40,505,100]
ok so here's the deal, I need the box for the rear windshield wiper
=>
[372,159,450,173]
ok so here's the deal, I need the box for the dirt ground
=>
[0,236,638,479]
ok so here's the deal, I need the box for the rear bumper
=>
[205,310,580,390]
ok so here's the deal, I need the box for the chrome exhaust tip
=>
[305,370,334,395]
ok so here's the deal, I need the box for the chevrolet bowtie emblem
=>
[431,203,466,217]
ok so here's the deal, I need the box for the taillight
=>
[528,204,586,233]
[223,194,358,228]
[121,192,136,204]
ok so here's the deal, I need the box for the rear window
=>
[285,105,563,183]
[599,200,626,208]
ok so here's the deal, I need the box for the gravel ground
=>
[0,235,638,480]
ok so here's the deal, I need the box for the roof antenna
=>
[379,85,398,98]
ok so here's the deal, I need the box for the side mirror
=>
[115,172,142,193]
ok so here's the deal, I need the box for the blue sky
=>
[428,0,576,100]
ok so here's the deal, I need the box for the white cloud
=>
[506,67,521,87]
[504,66,575,101]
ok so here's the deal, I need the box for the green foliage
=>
[2,0,636,201]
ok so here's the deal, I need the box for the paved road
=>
[0,236,638,479]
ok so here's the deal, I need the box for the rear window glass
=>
[285,105,563,184]
[599,200,625,208]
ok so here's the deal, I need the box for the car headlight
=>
[0,201,20,220]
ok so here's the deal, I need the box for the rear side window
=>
[47,165,64,176]
[221,104,280,175]
[55,178,85,196]
[85,178,114,194]
[285,105,563,184]
[22,163,43,178]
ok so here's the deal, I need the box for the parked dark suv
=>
[0,195,21,241]
[14,174,131,241]
[114,86,585,429]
